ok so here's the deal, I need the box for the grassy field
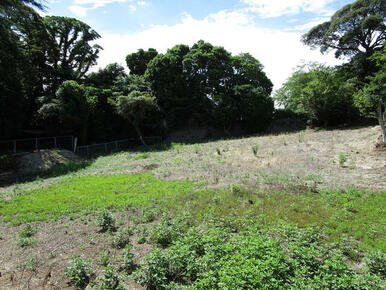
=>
[0,126,385,289]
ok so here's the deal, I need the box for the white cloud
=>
[287,17,330,32]
[137,1,148,7]
[69,5,89,17]
[94,10,342,91]
[73,0,128,9]
[242,0,334,18]
[69,0,147,16]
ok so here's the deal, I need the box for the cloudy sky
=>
[44,0,353,90]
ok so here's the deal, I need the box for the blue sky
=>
[44,0,354,89]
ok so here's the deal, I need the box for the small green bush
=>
[141,207,157,223]
[97,210,116,232]
[100,251,110,267]
[18,224,37,247]
[98,265,125,290]
[18,224,36,238]
[366,250,386,276]
[113,228,132,249]
[137,226,148,244]
[252,144,259,156]
[338,153,348,165]
[65,256,95,289]
[148,216,181,248]
[121,244,135,272]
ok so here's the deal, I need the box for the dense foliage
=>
[279,0,385,136]
[1,0,385,144]
[275,63,358,126]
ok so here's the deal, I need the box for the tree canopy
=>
[302,0,385,59]
[126,48,158,75]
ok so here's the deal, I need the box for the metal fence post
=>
[13,140,16,153]
[35,138,38,151]
[54,137,57,148]
[71,136,74,151]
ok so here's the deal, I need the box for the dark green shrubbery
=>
[134,223,384,289]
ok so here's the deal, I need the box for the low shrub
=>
[112,228,132,249]
[97,210,116,232]
[65,256,95,289]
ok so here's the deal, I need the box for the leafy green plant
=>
[97,265,125,290]
[216,147,221,155]
[148,215,181,248]
[113,228,132,249]
[65,256,95,289]
[230,183,244,197]
[137,226,148,244]
[338,153,348,165]
[18,224,36,238]
[142,207,157,223]
[252,144,259,156]
[298,130,304,142]
[18,256,40,271]
[18,224,37,247]
[100,251,110,267]
[120,244,135,272]
[365,250,385,276]
[97,210,116,232]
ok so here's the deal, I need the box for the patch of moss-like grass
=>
[0,173,196,224]
[1,173,384,251]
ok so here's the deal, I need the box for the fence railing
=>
[75,136,162,156]
[0,136,74,154]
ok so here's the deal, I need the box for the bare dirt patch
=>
[0,212,146,289]
[15,149,80,176]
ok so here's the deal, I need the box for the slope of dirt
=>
[15,149,80,176]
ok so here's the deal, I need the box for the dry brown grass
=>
[1,126,385,198]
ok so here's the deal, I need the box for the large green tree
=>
[275,63,357,127]
[38,81,96,144]
[302,0,385,78]
[302,0,385,58]
[126,48,158,75]
[44,16,102,93]
[145,44,191,128]
[213,53,273,132]
[354,44,386,142]
[116,91,160,144]
[0,0,51,139]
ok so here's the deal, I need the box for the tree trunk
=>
[80,118,88,145]
[378,102,386,143]
[134,124,146,146]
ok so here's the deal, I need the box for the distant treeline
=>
[1,0,385,144]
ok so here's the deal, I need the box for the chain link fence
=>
[0,136,74,155]
[75,136,162,157]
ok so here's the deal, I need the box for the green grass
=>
[0,173,384,250]
[0,173,196,224]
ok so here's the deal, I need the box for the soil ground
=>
[0,126,385,289]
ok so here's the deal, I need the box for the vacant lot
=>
[0,126,385,289]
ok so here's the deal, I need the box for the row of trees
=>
[47,42,275,144]
[1,0,274,144]
[1,0,385,144]
[1,0,101,141]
